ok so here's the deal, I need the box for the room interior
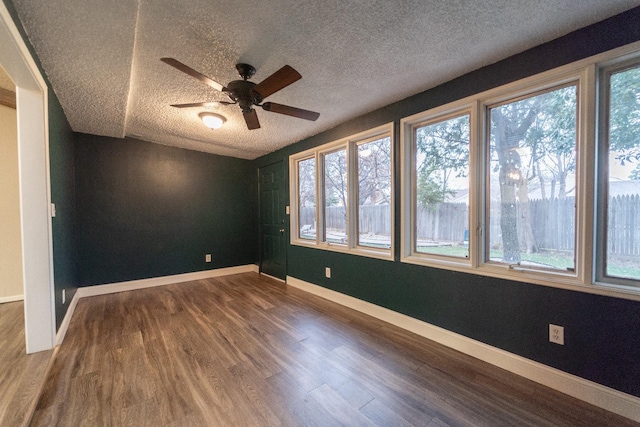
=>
[1,0,640,424]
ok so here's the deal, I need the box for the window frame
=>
[354,134,394,251]
[290,123,394,261]
[595,56,640,290]
[294,154,318,242]
[481,78,583,276]
[400,100,478,270]
[320,144,350,246]
[401,61,602,292]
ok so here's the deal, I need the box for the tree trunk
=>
[499,174,521,262]
[492,106,538,263]
[517,178,538,253]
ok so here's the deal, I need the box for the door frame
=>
[0,3,56,353]
[258,160,287,280]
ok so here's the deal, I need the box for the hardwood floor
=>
[0,301,54,427]
[31,273,639,426]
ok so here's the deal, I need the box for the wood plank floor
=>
[31,273,639,426]
[0,301,54,427]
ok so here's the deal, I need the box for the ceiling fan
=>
[161,58,320,130]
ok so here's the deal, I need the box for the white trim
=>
[287,275,640,422]
[0,2,56,354]
[259,272,286,283]
[0,294,24,303]
[76,265,258,298]
[56,291,79,345]
[400,100,476,266]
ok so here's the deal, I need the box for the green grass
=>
[607,264,640,281]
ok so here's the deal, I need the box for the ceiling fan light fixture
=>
[199,112,226,129]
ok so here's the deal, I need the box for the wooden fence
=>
[608,194,640,258]
[300,194,640,256]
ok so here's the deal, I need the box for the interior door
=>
[259,161,286,280]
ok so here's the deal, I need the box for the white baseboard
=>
[0,294,24,303]
[56,290,80,345]
[77,264,258,298]
[259,272,286,283]
[286,275,640,422]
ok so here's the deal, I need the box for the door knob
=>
[279,228,285,233]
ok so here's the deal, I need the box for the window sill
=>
[291,239,394,261]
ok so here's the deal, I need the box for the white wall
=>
[0,103,22,302]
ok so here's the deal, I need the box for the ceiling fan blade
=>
[170,101,221,108]
[161,58,226,92]
[262,102,320,121]
[243,109,261,130]
[252,65,301,98]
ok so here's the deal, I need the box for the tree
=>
[324,149,348,235]
[490,85,577,263]
[609,66,640,172]
[491,102,538,262]
[298,158,316,208]
[415,116,469,211]
[358,137,391,206]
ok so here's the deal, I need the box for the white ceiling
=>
[10,0,640,159]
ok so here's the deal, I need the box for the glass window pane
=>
[487,85,577,270]
[358,137,392,249]
[414,114,470,258]
[298,157,316,240]
[605,65,640,281]
[324,149,348,245]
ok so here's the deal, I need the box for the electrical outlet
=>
[62,289,66,304]
[205,254,212,263]
[325,267,331,278]
[549,324,564,345]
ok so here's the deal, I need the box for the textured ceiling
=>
[9,0,640,159]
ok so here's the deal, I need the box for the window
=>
[411,112,471,259]
[323,148,348,244]
[290,123,393,259]
[597,60,640,286]
[401,67,592,288]
[487,84,578,272]
[297,157,316,241]
[287,43,640,296]
[357,136,392,249]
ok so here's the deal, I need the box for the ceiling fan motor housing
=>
[224,80,263,113]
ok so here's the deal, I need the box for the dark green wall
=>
[3,0,79,329]
[49,94,78,329]
[75,134,258,286]
[255,7,640,398]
